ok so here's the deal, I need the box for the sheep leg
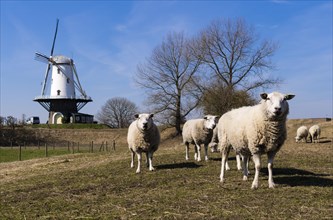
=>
[225,158,230,171]
[204,144,209,161]
[130,149,135,168]
[267,151,276,188]
[242,154,249,181]
[195,143,201,161]
[220,145,230,183]
[251,153,261,189]
[145,152,149,167]
[136,152,142,174]
[147,151,155,171]
[185,142,190,160]
[236,152,242,170]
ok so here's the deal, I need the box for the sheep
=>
[209,126,243,171]
[295,126,308,143]
[182,115,219,161]
[209,127,219,153]
[309,125,321,143]
[127,113,160,173]
[218,92,295,189]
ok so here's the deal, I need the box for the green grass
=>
[0,143,332,219]
[0,119,332,219]
[0,146,95,163]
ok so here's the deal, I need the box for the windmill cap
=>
[52,55,73,64]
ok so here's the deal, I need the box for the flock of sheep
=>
[295,125,321,143]
[127,91,304,189]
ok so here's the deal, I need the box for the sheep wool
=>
[182,115,219,161]
[309,125,321,143]
[295,126,308,143]
[127,113,160,173]
[218,92,295,189]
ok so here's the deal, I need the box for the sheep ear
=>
[134,114,139,119]
[204,116,208,120]
[149,114,154,118]
[260,93,268,100]
[284,94,295,100]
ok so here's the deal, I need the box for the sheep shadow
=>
[210,156,237,162]
[260,167,333,187]
[156,162,203,170]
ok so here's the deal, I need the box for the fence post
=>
[67,141,70,152]
[38,141,40,150]
[72,142,75,154]
[106,141,108,152]
[113,140,116,151]
[91,141,94,153]
[45,143,48,157]
[77,142,80,153]
[19,145,22,161]
[99,142,104,152]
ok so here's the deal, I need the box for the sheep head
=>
[135,113,154,131]
[260,92,295,120]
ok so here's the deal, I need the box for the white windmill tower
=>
[34,19,92,124]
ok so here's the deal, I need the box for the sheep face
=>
[204,115,219,130]
[135,113,154,131]
[260,92,295,119]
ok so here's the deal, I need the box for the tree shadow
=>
[260,167,333,187]
[156,162,203,170]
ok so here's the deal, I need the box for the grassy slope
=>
[0,119,332,219]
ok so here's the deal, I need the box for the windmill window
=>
[57,90,61,96]
[57,68,60,74]
[67,78,70,83]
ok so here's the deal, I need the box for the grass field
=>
[0,119,332,219]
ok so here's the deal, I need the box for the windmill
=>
[34,19,93,124]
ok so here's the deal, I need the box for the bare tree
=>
[135,32,202,135]
[198,18,280,92]
[200,78,256,116]
[96,97,138,128]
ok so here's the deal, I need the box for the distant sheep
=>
[309,125,321,143]
[218,92,295,189]
[127,113,160,173]
[182,115,219,161]
[295,126,308,143]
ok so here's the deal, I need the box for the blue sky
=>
[1,1,332,123]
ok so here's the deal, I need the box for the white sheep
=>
[209,126,242,171]
[182,115,219,161]
[295,126,308,143]
[218,92,295,189]
[309,125,321,143]
[209,127,219,153]
[127,113,160,173]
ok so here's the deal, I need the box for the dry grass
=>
[0,119,332,219]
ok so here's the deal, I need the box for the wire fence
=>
[0,140,118,163]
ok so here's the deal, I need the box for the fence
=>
[0,140,118,163]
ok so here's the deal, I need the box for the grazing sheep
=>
[182,115,219,161]
[309,125,321,143]
[127,113,160,173]
[218,92,295,189]
[295,126,308,143]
